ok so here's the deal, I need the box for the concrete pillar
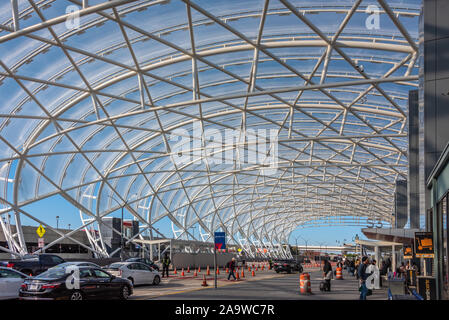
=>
[375,246,380,268]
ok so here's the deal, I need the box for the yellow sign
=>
[36,225,46,238]
[237,248,242,252]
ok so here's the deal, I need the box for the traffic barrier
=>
[300,273,311,295]
[181,268,185,277]
[201,275,208,287]
[336,267,343,280]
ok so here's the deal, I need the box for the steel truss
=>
[0,0,419,259]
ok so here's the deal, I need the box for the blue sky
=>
[18,192,367,246]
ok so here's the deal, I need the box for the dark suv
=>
[273,259,303,273]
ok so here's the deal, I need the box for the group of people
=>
[321,256,377,300]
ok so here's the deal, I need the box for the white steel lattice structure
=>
[0,0,420,259]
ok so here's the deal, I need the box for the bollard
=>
[336,267,343,280]
[300,273,311,295]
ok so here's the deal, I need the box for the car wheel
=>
[153,275,161,285]
[120,285,130,300]
[70,290,84,301]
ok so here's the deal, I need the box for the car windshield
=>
[35,267,67,280]
[108,263,125,269]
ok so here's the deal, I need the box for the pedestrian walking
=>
[162,253,171,278]
[322,259,333,291]
[227,258,237,281]
[358,256,370,300]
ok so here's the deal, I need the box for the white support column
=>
[10,0,19,32]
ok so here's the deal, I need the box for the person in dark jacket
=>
[322,259,333,291]
[161,253,171,278]
[227,258,237,281]
[358,256,370,300]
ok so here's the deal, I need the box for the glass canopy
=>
[0,0,420,258]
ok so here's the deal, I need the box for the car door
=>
[78,268,97,299]
[0,268,25,299]
[130,263,144,285]
[138,263,154,285]
[92,268,114,297]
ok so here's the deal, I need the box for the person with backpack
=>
[227,257,237,281]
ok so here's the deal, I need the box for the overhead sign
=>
[36,225,46,238]
[414,232,434,258]
[214,232,226,250]
[38,238,45,248]
[403,244,414,259]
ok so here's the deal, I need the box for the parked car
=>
[19,266,132,300]
[48,261,100,270]
[0,267,29,300]
[126,257,160,271]
[4,254,65,276]
[105,262,161,286]
[273,259,303,273]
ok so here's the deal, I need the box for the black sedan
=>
[19,266,133,300]
[126,257,160,271]
[273,259,303,273]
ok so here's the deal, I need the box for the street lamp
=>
[298,235,310,261]
[107,193,138,261]
[56,216,59,229]
[68,224,71,230]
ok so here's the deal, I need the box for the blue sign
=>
[214,232,226,250]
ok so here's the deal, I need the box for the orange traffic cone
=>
[201,274,208,287]
[216,268,220,275]
[207,265,210,276]
[187,266,190,273]
[198,266,201,273]
[174,267,177,275]
[252,270,255,277]
[255,267,258,271]
[194,270,198,277]
[236,271,240,280]
[241,270,245,278]
[261,265,264,271]
[181,268,185,277]
[226,268,229,274]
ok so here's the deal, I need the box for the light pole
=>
[68,224,71,230]
[298,235,310,261]
[108,193,138,261]
[56,216,59,229]
[316,241,326,264]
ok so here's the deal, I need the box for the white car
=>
[0,267,29,300]
[105,262,161,286]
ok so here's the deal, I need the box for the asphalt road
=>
[149,269,387,300]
